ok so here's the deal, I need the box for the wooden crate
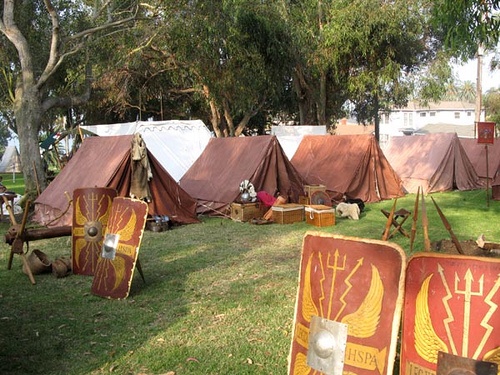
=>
[305,205,335,227]
[231,202,263,222]
[272,204,304,224]
[304,184,326,198]
[298,195,310,205]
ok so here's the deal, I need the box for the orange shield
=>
[91,197,148,299]
[401,253,500,375]
[72,187,117,275]
[289,233,406,375]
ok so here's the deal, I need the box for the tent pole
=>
[486,144,490,208]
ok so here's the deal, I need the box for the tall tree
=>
[459,81,477,102]
[322,0,439,139]
[0,0,138,199]
[432,0,500,124]
[87,1,293,137]
[483,88,500,129]
[175,0,293,137]
[284,0,350,126]
[432,0,500,60]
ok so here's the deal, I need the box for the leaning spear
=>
[430,196,464,255]
[421,190,431,252]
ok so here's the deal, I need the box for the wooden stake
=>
[409,186,420,253]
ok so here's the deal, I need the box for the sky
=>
[453,53,500,91]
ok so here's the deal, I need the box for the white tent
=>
[0,146,21,173]
[81,120,212,182]
[271,125,327,159]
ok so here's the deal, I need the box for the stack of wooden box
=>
[299,184,327,205]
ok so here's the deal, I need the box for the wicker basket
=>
[272,204,304,224]
[305,205,336,227]
[304,184,326,198]
[298,195,310,205]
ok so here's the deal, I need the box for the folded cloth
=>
[257,191,277,207]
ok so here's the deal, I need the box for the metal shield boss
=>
[307,316,348,374]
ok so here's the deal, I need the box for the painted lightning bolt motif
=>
[335,257,364,321]
[438,263,457,355]
[474,273,500,359]
[318,251,326,317]
[327,250,345,319]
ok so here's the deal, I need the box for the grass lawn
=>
[0,189,499,374]
[0,173,25,195]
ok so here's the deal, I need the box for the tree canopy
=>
[3,0,499,198]
[0,0,139,197]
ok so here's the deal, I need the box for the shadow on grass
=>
[0,218,256,375]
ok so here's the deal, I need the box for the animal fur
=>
[130,133,153,202]
[336,202,361,220]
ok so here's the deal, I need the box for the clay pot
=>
[52,258,71,278]
[22,249,52,275]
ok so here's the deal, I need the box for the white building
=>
[379,101,485,145]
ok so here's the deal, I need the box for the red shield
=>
[288,233,406,375]
[401,253,500,375]
[72,187,117,275]
[91,197,148,299]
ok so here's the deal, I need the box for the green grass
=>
[1,173,25,195]
[0,190,499,374]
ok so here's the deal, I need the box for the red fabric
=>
[257,191,276,207]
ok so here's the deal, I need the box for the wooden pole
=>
[486,144,490,207]
[409,186,420,253]
[430,196,464,254]
[421,190,431,251]
[2,195,17,225]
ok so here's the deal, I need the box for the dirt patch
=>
[432,239,500,258]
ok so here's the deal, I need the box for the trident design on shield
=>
[414,264,500,366]
[293,250,386,375]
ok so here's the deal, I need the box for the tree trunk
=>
[374,92,380,143]
[14,84,47,198]
[317,70,327,125]
[292,67,317,125]
[203,85,223,137]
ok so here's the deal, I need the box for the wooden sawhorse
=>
[381,208,411,239]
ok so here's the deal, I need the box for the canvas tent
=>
[384,133,483,194]
[80,120,212,182]
[291,134,405,202]
[459,138,500,182]
[33,135,199,227]
[0,146,21,173]
[493,173,500,200]
[179,135,307,215]
[271,125,327,160]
